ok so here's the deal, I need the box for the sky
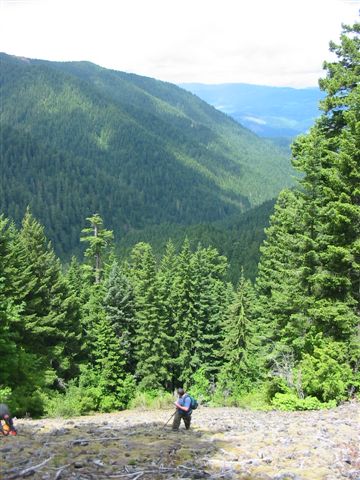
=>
[0,0,359,87]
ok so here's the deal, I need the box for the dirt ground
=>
[1,401,359,479]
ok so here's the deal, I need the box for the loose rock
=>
[0,402,358,480]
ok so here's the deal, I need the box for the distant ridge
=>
[180,82,324,139]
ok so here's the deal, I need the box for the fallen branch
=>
[54,463,72,480]
[7,456,54,479]
[105,465,210,478]
[42,435,127,446]
[132,473,144,480]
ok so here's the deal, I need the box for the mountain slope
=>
[0,53,293,257]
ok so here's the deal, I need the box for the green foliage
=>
[209,378,270,409]
[81,214,113,283]
[299,340,354,402]
[0,387,12,403]
[103,261,136,374]
[255,22,359,404]
[129,243,170,390]
[44,384,97,418]
[129,389,174,410]
[233,389,271,410]
[44,367,137,417]
[265,377,292,402]
[271,393,336,411]
[187,366,212,404]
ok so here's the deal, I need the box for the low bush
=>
[129,389,174,410]
[271,392,336,411]
[43,383,101,417]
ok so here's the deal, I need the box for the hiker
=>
[0,403,17,436]
[172,387,192,431]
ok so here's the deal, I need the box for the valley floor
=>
[1,402,359,480]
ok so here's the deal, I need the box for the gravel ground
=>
[1,401,359,479]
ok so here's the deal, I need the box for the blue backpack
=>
[187,394,198,410]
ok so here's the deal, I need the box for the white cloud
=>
[243,116,267,125]
[0,0,359,86]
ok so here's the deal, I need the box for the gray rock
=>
[273,473,302,480]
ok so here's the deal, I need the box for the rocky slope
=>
[1,402,359,479]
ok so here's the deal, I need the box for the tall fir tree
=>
[129,243,169,389]
[291,23,360,344]
[221,270,260,393]
[103,260,136,374]
[156,240,178,390]
[18,209,81,383]
[170,238,198,386]
[80,214,113,284]
[0,216,21,392]
[189,244,229,380]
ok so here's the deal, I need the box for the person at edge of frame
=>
[0,403,17,436]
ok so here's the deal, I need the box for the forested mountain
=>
[180,82,323,140]
[0,53,292,258]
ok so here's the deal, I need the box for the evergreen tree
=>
[170,238,198,385]
[291,23,359,344]
[80,281,133,410]
[129,243,169,389]
[156,241,178,390]
[80,214,113,283]
[170,240,229,387]
[103,260,136,374]
[189,244,229,380]
[221,270,260,393]
[255,189,307,359]
[0,216,21,391]
[18,209,81,383]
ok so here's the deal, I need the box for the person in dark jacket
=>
[0,403,17,435]
[172,388,192,431]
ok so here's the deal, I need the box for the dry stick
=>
[54,463,72,480]
[7,455,54,479]
[106,472,148,478]
[43,435,126,446]
[131,473,144,480]
[105,465,209,479]
[178,464,208,474]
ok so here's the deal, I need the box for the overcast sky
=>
[0,0,359,87]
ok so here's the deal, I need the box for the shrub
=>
[0,387,12,403]
[208,370,270,409]
[271,392,336,411]
[234,389,272,410]
[129,389,173,410]
[266,377,292,402]
[299,340,353,403]
[44,368,136,417]
[43,383,101,417]
[188,366,212,404]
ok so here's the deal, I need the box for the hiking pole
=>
[162,410,176,429]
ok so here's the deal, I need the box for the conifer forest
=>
[0,23,359,417]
